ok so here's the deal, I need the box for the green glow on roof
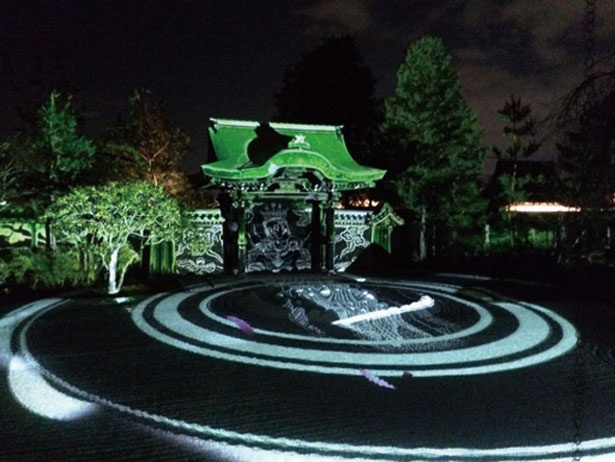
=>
[203,118,385,187]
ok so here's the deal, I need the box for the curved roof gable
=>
[203,118,385,188]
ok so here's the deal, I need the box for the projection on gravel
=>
[3,276,615,461]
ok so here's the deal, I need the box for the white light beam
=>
[332,295,435,326]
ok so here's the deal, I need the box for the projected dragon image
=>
[2,275,615,461]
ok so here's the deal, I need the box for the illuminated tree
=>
[274,35,382,166]
[47,181,184,294]
[0,138,22,212]
[382,36,486,259]
[11,92,97,247]
[21,92,96,200]
[101,89,197,203]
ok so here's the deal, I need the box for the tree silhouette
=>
[493,94,541,162]
[273,35,382,166]
[558,71,615,209]
[557,70,615,259]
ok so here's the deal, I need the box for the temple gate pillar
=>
[219,192,248,275]
[310,200,323,271]
[236,203,247,274]
[324,200,336,272]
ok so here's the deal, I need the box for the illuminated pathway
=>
[1,274,615,461]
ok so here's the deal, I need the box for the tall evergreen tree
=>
[493,94,541,163]
[382,36,486,259]
[274,35,382,166]
[23,92,96,198]
[8,92,97,248]
[10,92,95,218]
[492,94,543,249]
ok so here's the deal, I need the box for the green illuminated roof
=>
[203,118,385,190]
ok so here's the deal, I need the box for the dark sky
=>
[1,1,614,171]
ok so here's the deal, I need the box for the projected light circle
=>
[5,278,615,462]
[132,279,577,377]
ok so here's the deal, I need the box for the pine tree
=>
[492,94,542,249]
[382,36,486,259]
[15,92,96,246]
[24,92,96,199]
[493,94,541,163]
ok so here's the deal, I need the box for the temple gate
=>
[170,118,402,275]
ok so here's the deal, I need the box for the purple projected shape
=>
[226,315,255,336]
[360,369,396,390]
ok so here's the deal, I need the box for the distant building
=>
[483,160,566,214]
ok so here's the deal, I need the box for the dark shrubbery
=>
[0,246,99,289]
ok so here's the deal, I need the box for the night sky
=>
[1,1,614,171]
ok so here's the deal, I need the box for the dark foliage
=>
[273,35,382,166]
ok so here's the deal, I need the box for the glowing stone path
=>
[2,275,615,461]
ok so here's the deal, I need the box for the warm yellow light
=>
[505,202,581,213]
